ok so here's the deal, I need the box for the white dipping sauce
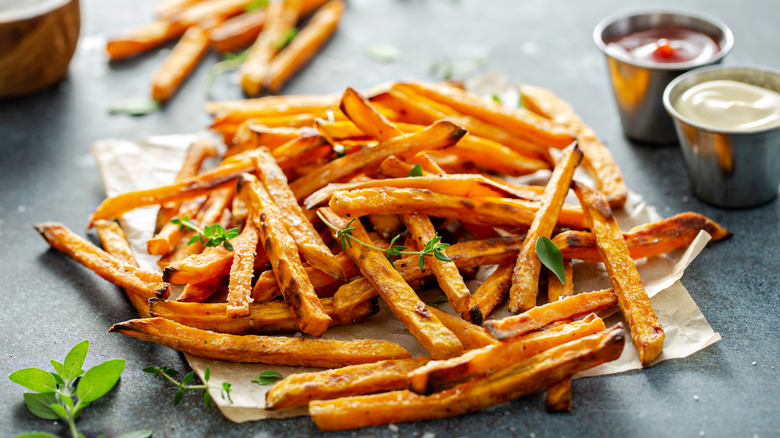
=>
[674,79,780,131]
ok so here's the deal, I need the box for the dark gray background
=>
[1,0,778,437]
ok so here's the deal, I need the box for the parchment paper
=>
[92,135,720,423]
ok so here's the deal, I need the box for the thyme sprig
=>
[143,366,232,407]
[171,217,239,251]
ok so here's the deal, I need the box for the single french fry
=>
[226,214,259,317]
[328,188,587,231]
[290,120,467,200]
[239,174,332,336]
[155,138,218,233]
[177,276,225,302]
[309,325,625,431]
[319,208,463,360]
[464,261,513,325]
[304,174,537,210]
[93,220,152,318]
[340,86,403,140]
[266,356,431,409]
[209,10,267,53]
[547,259,574,302]
[176,0,252,28]
[509,144,583,313]
[520,83,628,208]
[426,306,497,350]
[106,20,186,60]
[151,26,211,102]
[445,133,550,176]
[206,92,339,119]
[400,81,576,149]
[401,214,471,314]
[110,317,410,367]
[149,296,378,335]
[35,222,168,300]
[554,211,732,262]
[331,235,524,314]
[409,314,605,395]
[485,288,617,340]
[238,0,303,96]
[252,149,345,280]
[266,0,345,93]
[573,182,665,366]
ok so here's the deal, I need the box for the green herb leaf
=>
[252,370,283,386]
[183,371,195,385]
[274,28,298,50]
[63,339,89,382]
[536,236,565,283]
[426,295,449,306]
[407,164,423,177]
[204,366,210,382]
[109,98,160,116]
[76,358,125,404]
[49,360,65,378]
[22,393,61,420]
[114,430,154,438]
[204,391,213,407]
[15,433,60,438]
[9,368,58,394]
[245,0,268,12]
[492,94,502,104]
[364,43,401,63]
[174,389,183,406]
[48,404,68,421]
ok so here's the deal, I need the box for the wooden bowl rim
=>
[0,0,76,24]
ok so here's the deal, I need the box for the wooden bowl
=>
[0,0,80,98]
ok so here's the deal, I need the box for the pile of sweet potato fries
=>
[107,0,344,101]
[36,80,730,430]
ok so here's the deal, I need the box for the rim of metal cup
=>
[663,64,780,135]
[593,8,734,71]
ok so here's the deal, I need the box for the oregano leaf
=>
[9,368,58,394]
[63,339,89,382]
[76,358,125,404]
[536,236,565,284]
[22,393,60,420]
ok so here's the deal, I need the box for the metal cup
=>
[663,65,780,208]
[594,10,733,144]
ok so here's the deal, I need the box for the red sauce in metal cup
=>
[605,26,721,65]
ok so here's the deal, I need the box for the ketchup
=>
[605,26,720,65]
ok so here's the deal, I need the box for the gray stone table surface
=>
[1,0,778,437]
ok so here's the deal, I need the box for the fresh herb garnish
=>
[171,217,239,251]
[274,28,298,50]
[9,340,142,438]
[205,49,251,85]
[364,43,401,63]
[108,98,160,116]
[491,94,502,104]
[143,366,231,407]
[252,370,283,385]
[245,0,269,12]
[425,294,449,306]
[536,236,565,283]
[407,164,423,177]
[317,212,452,270]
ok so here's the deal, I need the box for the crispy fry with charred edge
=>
[520,83,627,208]
[554,211,732,262]
[110,317,410,366]
[290,120,467,200]
[509,145,583,313]
[238,0,302,97]
[252,149,344,280]
[464,261,513,325]
[573,182,664,366]
[252,252,358,302]
[381,87,554,164]
[239,174,332,336]
[208,10,267,53]
[106,20,186,61]
[89,151,261,225]
[266,0,345,93]
[402,214,471,314]
[409,314,605,395]
[484,288,617,340]
[426,306,497,350]
[319,208,463,360]
[34,222,169,300]
[340,86,403,139]
[93,220,152,318]
[399,81,576,150]
[266,357,431,409]
[331,235,524,314]
[328,188,587,231]
[163,219,268,284]
[155,138,218,233]
[151,26,210,103]
[226,213,259,318]
[547,259,574,302]
[309,325,625,431]
[149,296,378,335]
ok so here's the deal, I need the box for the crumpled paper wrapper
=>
[92,134,720,423]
